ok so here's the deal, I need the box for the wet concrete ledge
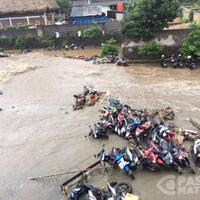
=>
[128,59,160,64]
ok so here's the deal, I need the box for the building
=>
[72,0,127,7]
[0,0,60,29]
[70,5,108,24]
[70,0,127,24]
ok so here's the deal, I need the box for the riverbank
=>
[0,51,200,200]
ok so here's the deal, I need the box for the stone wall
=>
[0,21,121,39]
[0,28,38,39]
[122,29,191,60]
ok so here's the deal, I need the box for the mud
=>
[0,51,200,200]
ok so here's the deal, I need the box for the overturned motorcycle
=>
[73,85,103,110]
[68,180,134,200]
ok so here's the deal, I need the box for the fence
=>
[0,21,121,39]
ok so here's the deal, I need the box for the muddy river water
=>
[0,51,200,200]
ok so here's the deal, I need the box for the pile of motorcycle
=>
[160,54,198,70]
[89,97,200,177]
[68,180,139,200]
[92,55,129,67]
[73,85,103,110]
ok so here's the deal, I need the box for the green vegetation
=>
[178,7,184,19]
[189,9,194,22]
[15,37,26,49]
[7,24,31,30]
[40,36,55,47]
[138,41,165,58]
[122,0,180,39]
[180,23,200,57]
[54,14,65,22]
[81,23,102,39]
[191,0,200,8]
[0,33,121,50]
[56,0,72,14]
[101,38,119,57]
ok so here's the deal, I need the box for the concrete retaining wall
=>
[122,29,191,60]
[0,21,121,39]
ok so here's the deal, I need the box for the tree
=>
[56,0,72,14]
[122,0,180,39]
[101,38,119,57]
[180,23,200,57]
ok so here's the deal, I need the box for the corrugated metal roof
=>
[71,6,104,17]
[72,0,127,7]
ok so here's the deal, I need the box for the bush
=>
[138,41,165,58]
[7,25,30,30]
[189,10,194,22]
[15,37,26,49]
[40,36,54,47]
[81,23,102,39]
[180,24,200,57]
[101,38,118,57]
[16,24,31,30]
[178,7,184,20]
[55,15,65,22]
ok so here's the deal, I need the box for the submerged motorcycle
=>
[73,85,102,110]
[89,123,108,139]
[96,147,136,179]
[171,139,194,173]
[68,180,132,200]
[191,138,200,168]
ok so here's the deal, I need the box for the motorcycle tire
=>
[147,163,161,172]
[73,105,83,110]
[102,135,109,139]
[72,105,77,110]
[115,182,133,195]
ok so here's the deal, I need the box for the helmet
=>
[187,55,192,59]
[161,54,165,58]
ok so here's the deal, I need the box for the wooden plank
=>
[61,160,100,188]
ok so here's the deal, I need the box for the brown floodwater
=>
[0,50,200,200]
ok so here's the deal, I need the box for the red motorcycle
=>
[171,139,194,173]
[143,146,164,172]
[85,91,102,106]
[134,121,152,144]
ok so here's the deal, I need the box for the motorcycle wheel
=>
[73,104,83,110]
[72,105,77,110]
[115,182,133,195]
[102,134,109,139]
[147,163,161,172]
